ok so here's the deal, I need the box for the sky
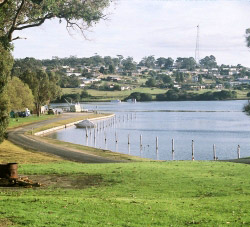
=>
[12,0,250,67]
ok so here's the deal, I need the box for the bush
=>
[125,92,152,102]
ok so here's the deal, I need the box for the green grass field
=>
[62,87,167,101]
[0,161,249,226]
[8,115,58,129]
[62,87,249,102]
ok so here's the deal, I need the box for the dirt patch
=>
[0,218,14,227]
[23,174,104,189]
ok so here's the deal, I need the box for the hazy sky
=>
[13,0,250,66]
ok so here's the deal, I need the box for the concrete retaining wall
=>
[34,114,115,136]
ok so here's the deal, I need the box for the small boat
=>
[110,99,121,103]
[75,119,95,128]
[126,98,136,103]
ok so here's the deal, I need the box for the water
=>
[49,100,250,161]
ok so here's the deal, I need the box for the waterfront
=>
[49,100,250,161]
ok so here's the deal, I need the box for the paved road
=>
[8,113,122,163]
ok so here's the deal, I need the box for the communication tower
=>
[195,25,200,64]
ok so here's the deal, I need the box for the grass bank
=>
[0,161,249,226]
[8,115,58,129]
[62,88,249,101]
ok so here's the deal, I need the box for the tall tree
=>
[122,57,136,74]
[199,55,217,69]
[0,43,13,142]
[19,69,61,116]
[7,77,34,111]
[175,57,196,71]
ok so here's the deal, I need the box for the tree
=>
[19,69,61,116]
[99,66,105,74]
[163,57,174,69]
[199,55,217,68]
[176,57,196,70]
[139,56,155,68]
[0,0,110,45]
[0,43,13,142]
[156,57,167,68]
[160,74,172,84]
[145,78,156,87]
[122,57,136,74]
[108,64,115,74]
[7,77,34,111]
[246,28,250,48]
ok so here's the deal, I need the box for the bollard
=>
[192,140,194,161]
[237,145,240,159]
[156,137,158,153]
[172,139,175,160]
[213,144,216,161]
[115,132,118,144]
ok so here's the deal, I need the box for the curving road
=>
[7,113,123,163]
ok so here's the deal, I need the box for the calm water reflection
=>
[49,100,250,160]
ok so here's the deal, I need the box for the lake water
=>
[49,100,250,161]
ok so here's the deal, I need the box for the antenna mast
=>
[195,25,200,65]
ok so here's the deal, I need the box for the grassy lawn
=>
[189,89,248,99]
[0,160,249,226]
[62,87,166,101]
[8,115,58,129]
[0,140,64,164]
[62,87,249,101]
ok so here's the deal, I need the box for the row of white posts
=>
[84,114,242,161]
[117,134,242,161]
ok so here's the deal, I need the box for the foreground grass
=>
[0,140,64,164]
[0,161,249,226]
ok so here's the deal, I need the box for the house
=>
[192,76,199,82]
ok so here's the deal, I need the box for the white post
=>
[94,129,96,147]
[237,145,240,159]
[89,127,92,137]
[86,127,88,137]
[128,134,130,154]
[156,137,159,153]
[104,132,107,149]
[115,132,118,144]
[213,144,216,161]
[192,140,194,161]
[140,134,142,148]
[172,139,175,160]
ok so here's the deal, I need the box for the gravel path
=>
[7,113,122,163]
